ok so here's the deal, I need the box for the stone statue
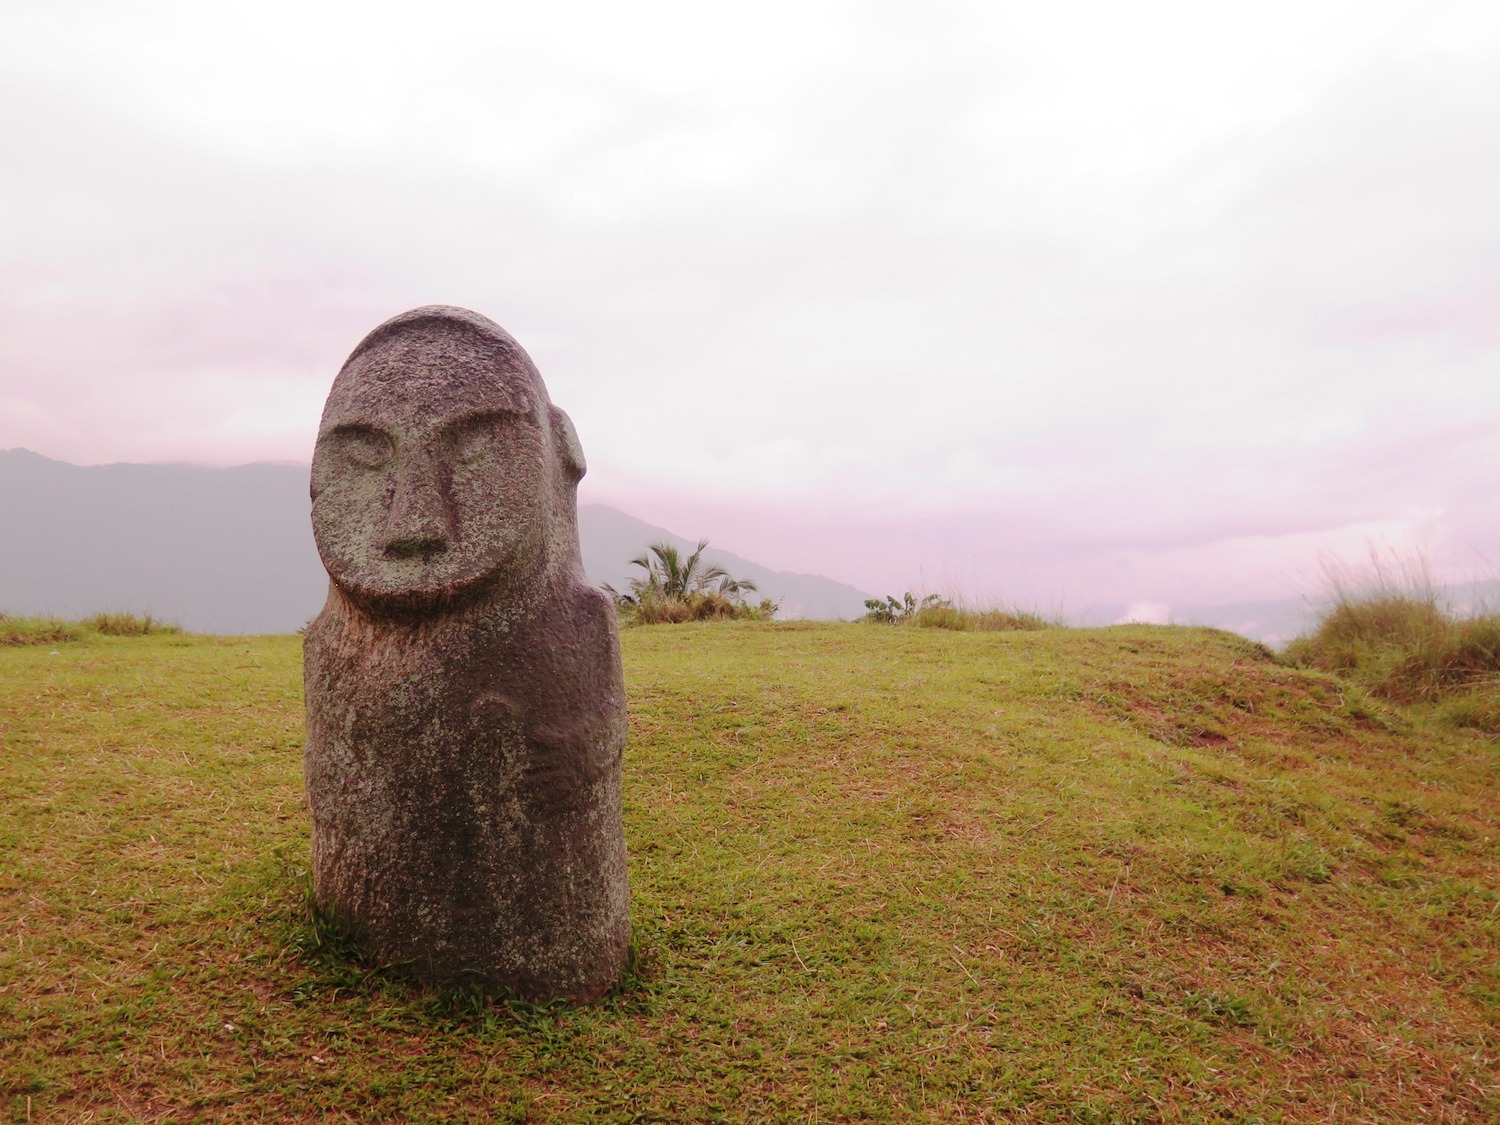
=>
[303,305,629,1002]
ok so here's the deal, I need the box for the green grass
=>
[2,623,1497,1121]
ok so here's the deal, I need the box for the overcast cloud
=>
[2,0,1497,613]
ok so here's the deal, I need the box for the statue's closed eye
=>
[451,412,515,466]
[333,426,394,470]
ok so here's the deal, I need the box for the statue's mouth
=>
[381,534,451,562]
[337,578,486,620]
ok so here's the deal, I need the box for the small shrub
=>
[862,592,944,624]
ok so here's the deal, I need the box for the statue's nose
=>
[380,455,452,560]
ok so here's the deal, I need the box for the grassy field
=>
[2,622,1497,1122]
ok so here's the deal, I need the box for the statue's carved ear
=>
[549,405,586,483]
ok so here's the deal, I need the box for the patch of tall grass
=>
[863,591,1056,632]
[909,602,1056,632]
[1285,555,1500,730]
[83,611,179,636]
[0,611,180,646]
[0,614,86,646]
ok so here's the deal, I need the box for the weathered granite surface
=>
[303,305,629,1002]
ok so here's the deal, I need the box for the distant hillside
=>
[1084,585,1500,647]
[0,449,872,633]
[1078,597,1324,647]
[0,450,323,635]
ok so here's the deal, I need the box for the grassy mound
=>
[2,624,1496,1121]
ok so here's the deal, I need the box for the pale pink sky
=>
[3,0,1498,614]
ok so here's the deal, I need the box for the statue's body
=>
[303,306,629,1002]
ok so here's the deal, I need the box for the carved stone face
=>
[311,317,552,615]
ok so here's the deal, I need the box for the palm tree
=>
[604,538,771,623]
[626,539,756,601]
[710,573,759,599]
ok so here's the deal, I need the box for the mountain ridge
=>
[0,449,874,632]
[13,448,1480,644]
